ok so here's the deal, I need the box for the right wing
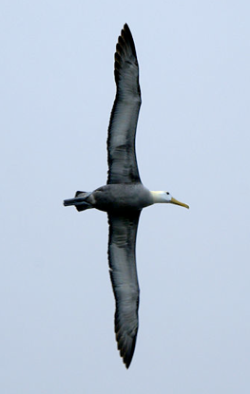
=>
[108,211,141,368]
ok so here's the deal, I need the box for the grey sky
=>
[1,1,250,393]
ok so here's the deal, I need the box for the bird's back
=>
[90,184,153,213]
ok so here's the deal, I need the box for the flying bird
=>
[64,24,189,368]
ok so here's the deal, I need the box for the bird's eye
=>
[166,192,169,195]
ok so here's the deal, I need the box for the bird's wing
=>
[108,211,141,368]
[107,24,142,185]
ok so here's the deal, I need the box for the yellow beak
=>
[171,197,189,209]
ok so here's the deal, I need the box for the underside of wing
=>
[107,24,142,185]
[108,211,141,368]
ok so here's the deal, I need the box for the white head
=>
[150,191,189,209]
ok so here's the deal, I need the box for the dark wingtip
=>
[115,311,138,369]
[119,334,137,369]
[114,23,138,85]
[119,23,137,57]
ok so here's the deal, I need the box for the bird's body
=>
[64,24,189,368]
[65,184,153,213]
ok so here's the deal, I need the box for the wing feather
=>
[107,24,142,184]
[108,211,141,368]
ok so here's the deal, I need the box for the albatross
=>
[64,24,189,368]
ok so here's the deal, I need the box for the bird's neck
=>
[150,191,167,204]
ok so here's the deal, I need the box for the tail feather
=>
[75,190,86,197]
[63,191,92,212]
[75,203,91,212]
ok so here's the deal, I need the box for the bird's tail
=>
[63,191,92,212]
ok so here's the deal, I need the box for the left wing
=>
[108,211,141,368]
[107,24,142,185]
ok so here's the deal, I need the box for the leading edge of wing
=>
[108,211,141,368]
[107,24,142,185]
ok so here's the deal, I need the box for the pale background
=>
[1,1,250,393]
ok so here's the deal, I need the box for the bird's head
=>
[151,191,189,209]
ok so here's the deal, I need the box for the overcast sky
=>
[1,1,250,393]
